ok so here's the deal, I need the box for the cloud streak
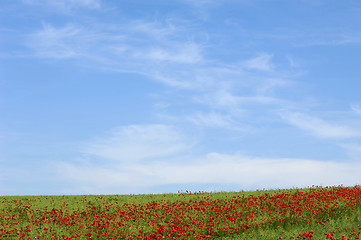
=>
[26,20,204,72]
[80,124,193,164]
[340,143,361,162]
[27,24,82,59]
[137,43,202,64]
[351,104,361,115]
[22,0,101,10]
[24,19,297,131]
[56,139,361,194]
[50,123,361,194]
[280,112,360,139]
[244,54,274,72]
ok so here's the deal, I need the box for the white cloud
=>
[26,22,127,60]
[22,0,101,10]
[257,28,361,48]
[26,20,203,65]
[80,124,194,163]
[149,65,243,91]
[51,122,361,194]
[24,21,296,133]
[340,143,361,161]
[183,0,214,6]
[56,151,361,194]
[286,55,297,67]
[299,32,361,47]
[130,20,177,40]
[24,20,290,100]
[351,104,361,115]
[244,54,274,72]
[194,88,281,115]
[280,112,360,139]
[256,78,291,95]
[27,23,85,59]
[185,111,238,128]
[137,43,202,64]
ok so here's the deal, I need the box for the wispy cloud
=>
[280,112,360,139]
[339,143,361,162]
[195,93,278,117]
[26,20,203,65]
[25,19,290,90]
[24,14,301,134]
[244,54,274,72]
[255,78,291,95]
[136,43,202,64]
[27,24,83,59]
[271,29,361,48]
[25,20,298,133]
[26,22,129,60]
[22,0,101,10]
[298,32,361,47]
[185,111,239,129]
[183,0,215,7]
[351,104,361,115]
[80,124,194,164]
[50,121,361,194]
[56,146,361,194]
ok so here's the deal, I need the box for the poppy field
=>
[1,185,360,239]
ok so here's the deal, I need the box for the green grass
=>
[1,186,360,239]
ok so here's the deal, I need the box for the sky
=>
[1,0,361,196]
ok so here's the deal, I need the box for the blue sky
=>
[1,0,361,195]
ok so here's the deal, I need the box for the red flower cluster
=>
[0,185,360,239]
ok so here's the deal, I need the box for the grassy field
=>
[0,185,360,239]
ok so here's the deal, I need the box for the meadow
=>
[0,185,360,239]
